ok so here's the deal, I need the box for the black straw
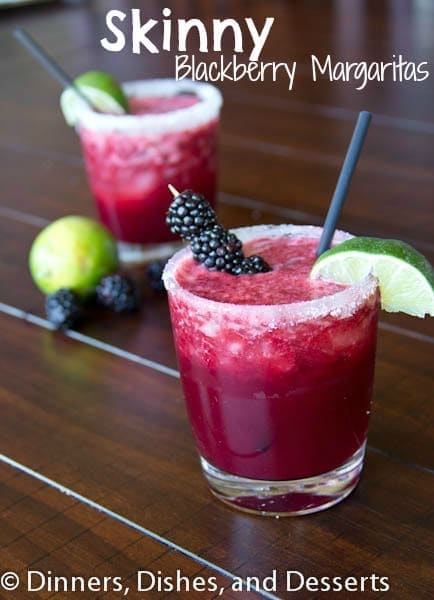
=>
[13,28,95,109]
[316,111,372,256]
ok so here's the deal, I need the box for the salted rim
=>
[75,79,222,135]
[162,224,378,323]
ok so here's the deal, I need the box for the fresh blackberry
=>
[236,255,272,275]
[45,288,82,330]
[96,274,138,313]
[166,190,217,241]
[146,260,166,293]
[191,225,244,274]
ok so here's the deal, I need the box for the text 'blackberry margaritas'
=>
[164,224,380,516]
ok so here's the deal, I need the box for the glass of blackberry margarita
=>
[163,224,379,516]
[75,80,222,263]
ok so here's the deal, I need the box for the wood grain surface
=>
[0,1,433,599]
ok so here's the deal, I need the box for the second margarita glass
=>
[74,79,222,263]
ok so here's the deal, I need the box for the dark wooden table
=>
[0,1,433,598]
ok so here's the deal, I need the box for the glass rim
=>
[163,224,378,324]
[75,78,222,134]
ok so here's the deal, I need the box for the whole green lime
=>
[29,216,119,297]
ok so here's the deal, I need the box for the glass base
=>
[201,443,366,517]
[117,240,184,265]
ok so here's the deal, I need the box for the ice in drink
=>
[163,225,379,516]
[76,80,222,262]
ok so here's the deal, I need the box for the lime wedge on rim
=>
[60,70,129,126]
[311,237,434,318]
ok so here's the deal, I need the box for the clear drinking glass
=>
[75,79,222,263]
[163,225,379,516]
